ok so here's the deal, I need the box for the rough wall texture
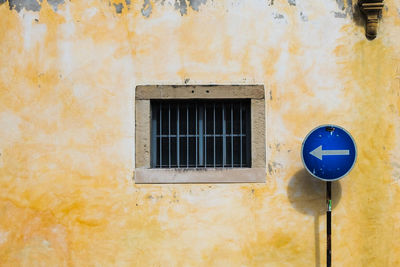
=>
[0,0,400,266]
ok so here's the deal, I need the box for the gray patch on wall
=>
[346,0,352,9]
[114,2,123,13]
[336,0,345,10]
[334,11,347,18]
[174,0,207,16]
[8,0,42,12]
[47,0,64,11]
[288,0,295,6]
[188,0,206,11]
[273,13,284,19]
[139,0,207,16]
[4,0,65,12]
[141,0,152,17]
[300,11,308,22]
[174,0,187,15]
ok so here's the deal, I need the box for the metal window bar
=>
[177,104,180,168]
[213,103,216,168]
[159,103,162,166]
[151,100,250,168]
[240,102,242,167]
[222,103,226,167]
[168,103,171,168]
[205,105,207,167]
[231,104,233,167]
[187,103,189,168]
[199,105,204,166]
[195,103,198,168]
[151,105,157,167]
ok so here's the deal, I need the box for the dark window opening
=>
[151,99,251,168]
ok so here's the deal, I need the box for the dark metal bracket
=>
[359,0,384,39]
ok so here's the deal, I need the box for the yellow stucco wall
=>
[1,0,400,266]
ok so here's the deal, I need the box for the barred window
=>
[151,100,251,168]
[135,85,265,183]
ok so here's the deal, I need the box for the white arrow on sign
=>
[309,145,350,160]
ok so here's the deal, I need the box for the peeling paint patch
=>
[114,2,123,13]
[174,0,207,15]
[334,12,347,18]
[47,0,64,11]
[336,0,345,10]
[300,11,308,22]
[8,0,42,12]
[139,0,207,16]
[3,0,64,12]
[267,161,283,175]
[141,0,152,17]
[174,0,187,15]
[188,0,206,11]
[273,13,285,19]
[346,0,352,9]
[268,163,273,175]
[287,0,295,6]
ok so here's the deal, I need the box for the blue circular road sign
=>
[301,125,357,181]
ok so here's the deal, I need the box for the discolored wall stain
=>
[187,0,206,11]
[299,11,308,21]
[8,0,42,12]
[336,0,345,10]
[141,0,208,16]
[3,0,64,12]
[273,12,285,19]
[113,2,123,13]
[334,11,347,18]
[141,0,152,17]
[1,0,131,13]
[47,0,64,11]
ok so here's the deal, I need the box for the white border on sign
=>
[301,124,358,182]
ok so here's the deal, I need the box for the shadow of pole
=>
[287,169,342,267]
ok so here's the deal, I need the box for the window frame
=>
[135,85,266,184]
[151,99,252,169]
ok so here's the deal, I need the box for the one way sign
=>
[301,125,357,181]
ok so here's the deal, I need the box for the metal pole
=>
[327,181,332,267]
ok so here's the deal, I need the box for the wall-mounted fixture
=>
[359,0,384,39]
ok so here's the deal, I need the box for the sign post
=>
[301,125,357,267]
[327,181,331,267]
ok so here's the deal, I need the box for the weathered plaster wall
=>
[1,0,400,266]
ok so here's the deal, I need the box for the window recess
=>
[134,85,266,184]
[151,100,251,169]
